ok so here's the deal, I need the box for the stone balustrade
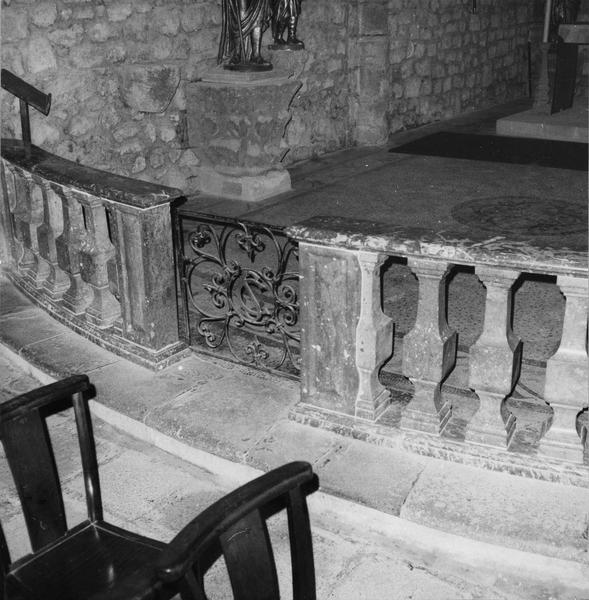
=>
[0,139,187,369]
[287,216,588,476]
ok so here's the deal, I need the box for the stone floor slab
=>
[317,438,427,515]
[0,280,33,316]
[496,105,589,143]
[245,418,343,471]
[0,305,68,349]
[2,346,588,598]
[16,330,121,379]
[144,367,298,461]
[85,355,226,423]
[400,459,589,562]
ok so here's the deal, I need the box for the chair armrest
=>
[0,374,93,422]
[156,461,318,583]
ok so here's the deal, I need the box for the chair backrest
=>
[155,461,319,600]
[0,375,101,559]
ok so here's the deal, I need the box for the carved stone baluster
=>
[467,267,522,447]
[355,251,394,421]
[580,409,588,458]
[10,168,38,276]
[539,275,588,463]
[53,186,92,315]
[400,258,457,434]
[36,182,70,299]
[28,178,50,288]
[76,193,121,328]
[0,160,17,265]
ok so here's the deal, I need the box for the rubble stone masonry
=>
[1,0,542,189]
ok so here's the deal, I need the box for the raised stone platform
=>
[496,104,588,142]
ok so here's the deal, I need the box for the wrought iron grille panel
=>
[175,210,300,377]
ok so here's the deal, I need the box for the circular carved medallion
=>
[451,196,587,236]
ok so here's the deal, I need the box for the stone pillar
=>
[347,0,391,145]
[185,68,301,201]
[299,243,393,421]
[400,258,457,434]
[76,193,121,328]
[539,275,588,463]
[107,202,180,352]
[54,186,93,315]
[354,251,393,421]
[36,180,70,300]
[467,267,522,448]
[299,243,362,416]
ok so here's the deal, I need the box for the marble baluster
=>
[0,159,17,265]
[10,168,37,276]
[467,266,522,447]
[539,275,588,463]
[355,251,394,421]
[54,185,93,315]
[4,164,27,269]
[36,182,70,299]
[400,258,457,434]
[76,193,121,328]
[21,179,50,289]
[580,410,588,458]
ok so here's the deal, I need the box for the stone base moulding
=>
[190,166,292,202]
[289,402,589,489]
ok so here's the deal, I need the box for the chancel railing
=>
[173,204,300,377]
[287,215,588,482]
[0,140,187,369]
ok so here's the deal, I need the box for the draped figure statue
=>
[218,0,273,70]
[270,0,304,49]
[552,0,580,27]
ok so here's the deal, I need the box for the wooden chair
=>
[1,375,319,600]
[0,375,166,600]
[155,460,318,599]
[102,461,319,600]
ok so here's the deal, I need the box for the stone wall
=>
[1,0,542,190]
[1,0,219,189]
[383,1,543,134]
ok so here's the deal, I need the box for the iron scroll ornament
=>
[182,220,300,375]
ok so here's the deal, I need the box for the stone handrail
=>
[1,139,187,369]
[287,215,588,472]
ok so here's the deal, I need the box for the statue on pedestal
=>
[269,0,304,50]
[218,0,273,71]
[551,0,580,36]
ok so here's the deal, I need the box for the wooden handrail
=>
[1,69,51,153]
[1,69,51,115]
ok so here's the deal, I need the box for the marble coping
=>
[1,139,183,210]
[287,215,588,277]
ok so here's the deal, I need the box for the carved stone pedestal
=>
[185,68,301,201]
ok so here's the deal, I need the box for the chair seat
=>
[5,520,164,600]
